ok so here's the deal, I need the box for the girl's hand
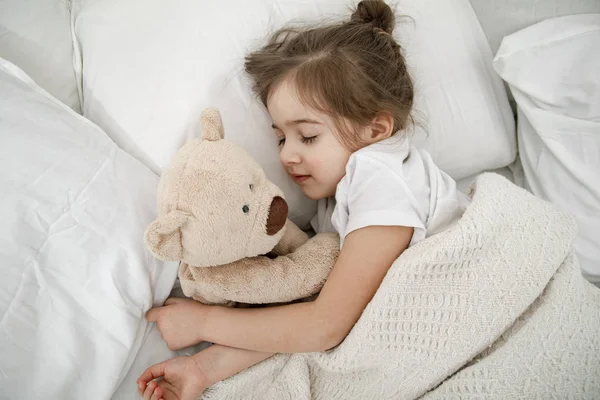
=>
[146,297,207,350]
[137,355,208,400]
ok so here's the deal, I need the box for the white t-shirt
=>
[311,135,470,248]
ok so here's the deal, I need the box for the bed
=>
[1,0,599,399]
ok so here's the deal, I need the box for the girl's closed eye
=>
[277,135,317,146]
[301,135,317,144]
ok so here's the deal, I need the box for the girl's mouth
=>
[292,174,311,183]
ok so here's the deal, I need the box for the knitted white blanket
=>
[202,173,600,399]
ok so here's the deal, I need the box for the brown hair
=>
[244,0,414,150]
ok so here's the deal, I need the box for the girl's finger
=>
[157,382,177,400]
[139,361,166,383]
[151,385,162,400]
[137,378,150,396]
[145,307,161,322]
[143,381,157,400]
[137,380,145,396]
[164,297,183,306]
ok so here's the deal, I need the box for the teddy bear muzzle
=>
[266,196,288,235]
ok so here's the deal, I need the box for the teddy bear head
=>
[144,108,288,267]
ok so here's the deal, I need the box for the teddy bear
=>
[144,108,339,306]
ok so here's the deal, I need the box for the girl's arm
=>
[149,225,412,353]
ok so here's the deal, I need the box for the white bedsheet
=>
[0,58,178,400]
[112,283,210,399]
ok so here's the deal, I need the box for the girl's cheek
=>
[305,154,322,170]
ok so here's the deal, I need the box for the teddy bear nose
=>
[266,196,288,236]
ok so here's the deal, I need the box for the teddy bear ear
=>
[144,210,192,261]
[200,108,225,141]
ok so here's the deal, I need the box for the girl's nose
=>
[279,143,301,166]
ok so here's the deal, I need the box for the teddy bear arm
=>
[271,219,309,256]
[180,256,304,305]
[181,232,339,305]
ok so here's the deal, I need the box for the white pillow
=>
[0,58,178,399]
[72,0,515,227]
[469,0,600,53]
[493,14,600,286]
[0,0,81,112]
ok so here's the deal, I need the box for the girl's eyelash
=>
[277,135,317,146]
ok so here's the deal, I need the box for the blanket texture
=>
[201,174,600,399]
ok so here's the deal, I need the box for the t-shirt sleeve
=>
[339,155,426,243]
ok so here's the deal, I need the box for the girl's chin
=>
[299,184,333,201]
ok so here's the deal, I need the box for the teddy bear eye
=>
[242,205,250,214]
[249,184,254,191]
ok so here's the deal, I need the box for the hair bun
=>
[350,0,395,34]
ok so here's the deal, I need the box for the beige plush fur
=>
[145,108,339,305]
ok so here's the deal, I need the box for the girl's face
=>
[267,78,354,200]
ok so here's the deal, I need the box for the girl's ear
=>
[367,111,395,142]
